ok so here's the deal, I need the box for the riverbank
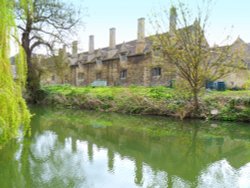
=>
[41,85,250,122]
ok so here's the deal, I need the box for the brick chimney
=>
[88,35,95,62]
[63,44,67,53]
[62,44,67,59]
[89,35,94,54]
[107,28,118,58]
[169,6,177,35]
[72,41,78,57]
[137,18,145,41]
[136,18,145,54]
[109,28,116,49]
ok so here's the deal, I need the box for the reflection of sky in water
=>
[25,130,250,188]
[198,160,250,188]
[31,131,57,159]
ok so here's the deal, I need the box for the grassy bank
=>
[41,85,250,122]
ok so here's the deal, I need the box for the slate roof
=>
[71,22,238,66]
[69,21,205,66]
[71,37,153,65]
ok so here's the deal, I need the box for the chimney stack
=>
[136,18,145,54]
[63,44,67,52]
[62,44,67,59]
[89,35,94,54]
[109,28,116,49]
[169,6,177,35]
[72,41,78,56]
[137,18,145,41]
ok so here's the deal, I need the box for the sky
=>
[10,0,250,55]
[70,0,250,53]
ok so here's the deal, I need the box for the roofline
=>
[78,52,150,65]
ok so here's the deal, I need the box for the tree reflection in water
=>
[0,106,250,187]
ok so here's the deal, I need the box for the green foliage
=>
[42,85,250,122]
[150,1,243,112]
[42,85,175,114]
[0,0,31,148]
[147,86,173,99]
[203,93,250,121]
[40,48,71,84]
[16,0,83,101]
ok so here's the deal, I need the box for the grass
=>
[41,85,250,122]
[205,90,250,97]
[43,85,175,100]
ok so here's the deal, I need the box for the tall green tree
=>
[45,47,70,84]
[0,0,30,148]
[150,1,241,114]
[15,0,81,102]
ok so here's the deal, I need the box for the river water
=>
[0,106,250,188]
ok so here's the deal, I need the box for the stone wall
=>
[73,53,176,87]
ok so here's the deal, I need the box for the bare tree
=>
[150,1,242,113]
[15,0,82,102]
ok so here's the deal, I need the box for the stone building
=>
[222,37,250,88]
[69,11,180,87]
[59,9,249,88]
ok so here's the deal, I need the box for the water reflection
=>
[198,160,250,188]
[0,106,250,188]
[107,148,114,173]
[30,133,87,187]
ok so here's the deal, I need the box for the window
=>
[120,69,127,79]
[119,54,128,62]
[152,67,161,77]
[96,73,102,80]
[51,75,55,81]
[78,72,84,80]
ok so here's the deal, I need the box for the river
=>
[0,106,250,188]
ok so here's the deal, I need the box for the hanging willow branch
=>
[0,0,31,148]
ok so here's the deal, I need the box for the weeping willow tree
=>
[0,0,30,148]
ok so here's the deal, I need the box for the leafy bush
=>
[42,85,250,122]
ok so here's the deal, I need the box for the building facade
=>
[57,10,249,88]
[222,37,250,88]
[68,12,179,87]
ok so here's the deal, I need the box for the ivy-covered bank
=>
[41,85,250,122]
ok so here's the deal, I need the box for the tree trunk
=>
[26,54,41,103]
[22,28,41,103]
[193,88,199,114]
